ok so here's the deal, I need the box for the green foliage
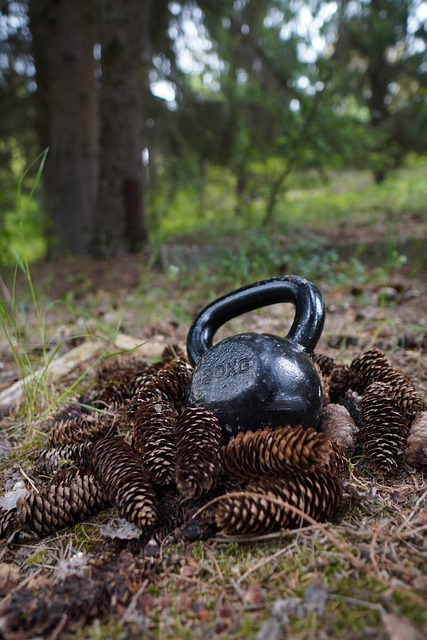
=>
[154,158,427,240]
[0,149,48,265]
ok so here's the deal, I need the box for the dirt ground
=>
[0,219,426,639]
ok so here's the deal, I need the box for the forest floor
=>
[0,211,426,639]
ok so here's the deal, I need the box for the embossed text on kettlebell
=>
[201,355,253,385]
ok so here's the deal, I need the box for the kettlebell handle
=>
[187,275,325,366]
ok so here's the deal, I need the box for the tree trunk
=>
[91,0,148,257]
[29,0,98,256]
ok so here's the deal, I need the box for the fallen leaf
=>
[0,563,20,595]
[100,517,142,540]
[382,612,418,640]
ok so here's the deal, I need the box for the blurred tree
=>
[29,0,98,255]
[333,0,427,182]
[0,0,37,169]
[196,0,340,221]
[90,0,148,257]
[1,0,426,258]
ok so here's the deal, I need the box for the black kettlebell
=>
[186,275,325,442]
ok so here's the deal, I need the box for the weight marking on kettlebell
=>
[201,357,253,385]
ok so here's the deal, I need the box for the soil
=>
[0,218,426,639]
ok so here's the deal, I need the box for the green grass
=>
[151,157,427,243]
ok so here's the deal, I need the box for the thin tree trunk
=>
[262,82,327,226]
[91,0,148,257]
[29,0,98,256]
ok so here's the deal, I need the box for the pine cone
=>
[327,441,349,474]
[405,411,427,468]
[221,425,332,482]
[128,369,158,399]
[175,407,222,499]
[126,368,163,419]
[15,468,108,537]
[127,358,192,416]
[50,403,89,422]
[91,436,157,528]
[153,493,185,541]
[48,412,114,447]
[313,353,336,378]
[336,390,362,426]
[349,348,391,392]
[150,358,192,409]
[319,404,359,456]
[34,442,95,476]
[374,369,424,420]
[328,364,353,402]
[215,491,282,535]
[92,380,131,409]
[0,506,16,538]
[160,344,186,360]
[215,467,342,535]
[360,382,409,477]
[93,356,150,406]
[133,398,178,485]
[96,355,149,385]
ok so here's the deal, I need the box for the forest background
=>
[1,0,426,263]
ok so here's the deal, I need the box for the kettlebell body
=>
[186,275,325,442]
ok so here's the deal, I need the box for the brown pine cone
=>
[313,353,337,405]
[327,441,349,474]
[319,404,359,456]
[47,412,114,447]
[92,356,150,407]
[50,403,88,423]
[91,436,157,528]
[133,398,178,485]
[0,506,17,539]
[160,344,186,360]
[215,467,342,535]
[127,358,192,416]
[15,468,108,537]
[328,364,353,402]
[128,368,158,399]
[221,425,332,482]
[373,369,424,420]
[313,353,336,378]
[405,411,427,468]
[34,442,95,476]
[360,382,409,477]
[335,390,362,426]
[349,348,391,392]
[90,380,132,410]
[96,355,149,384]
[349,349,423,419]
[175,407,223,499]
[126,368,163,419]
[215,491,282,535]
[150,358,192,410]
[250,467,342,523]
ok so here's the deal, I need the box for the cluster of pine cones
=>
[0,346,425,542]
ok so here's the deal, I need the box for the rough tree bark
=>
[91,0,148,257]
[29,0,98,256]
